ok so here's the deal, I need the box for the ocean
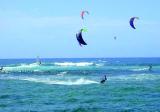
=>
[0,58,160,112]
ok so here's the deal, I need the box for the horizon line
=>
[0,57,160,60]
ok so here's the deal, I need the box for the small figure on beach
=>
[100,75,107,84]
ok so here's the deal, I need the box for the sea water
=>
[0,58,160,112]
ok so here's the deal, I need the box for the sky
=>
[0,0,160,58]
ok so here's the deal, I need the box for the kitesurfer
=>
[36,56,41,65]
[0,66,3,71]
[38,61,41,65]
[149,65,152,71]
[100,75,107,84]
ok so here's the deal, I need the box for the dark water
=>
[0,58,160,112]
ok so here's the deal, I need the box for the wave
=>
[131,67,149,72]
[54,62,94,67]
[56,71,67,76]
[4,63,40,70]
[0,73,160,85]
[98,60,107,63]
[1,63,160,75]
[0,75,98,85]
[95,63,104,67]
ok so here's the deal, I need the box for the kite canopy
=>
[129,17,139,29]
[81,11,89,19]
[76,29,87,46]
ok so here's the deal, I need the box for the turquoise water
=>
[0,58,160,112]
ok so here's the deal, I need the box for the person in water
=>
[0,66,3,71]
[38,61,41,65]
[149,65,152,71]
[36,56,41,65]
[100,75,107,84]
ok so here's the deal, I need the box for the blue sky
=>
[0,0,160,58]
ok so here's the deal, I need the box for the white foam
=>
[18,63,40,68]
[4,63,40,71]
[95,63,104,67]
[0,75,98,85]
[54,62,94,67]
[25,77,99,85]
[57,71,67,76]
[131,67,149,71]
[98,60,107,63]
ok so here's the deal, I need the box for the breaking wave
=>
[54,62,94,66]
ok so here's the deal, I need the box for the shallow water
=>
[0,58,160,112]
